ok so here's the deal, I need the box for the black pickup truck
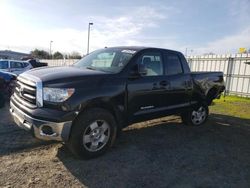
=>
[10,47,225,159]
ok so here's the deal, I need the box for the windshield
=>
[73,48,137,73]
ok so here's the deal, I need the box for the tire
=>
[181,102,209,126]
[8,80,16,97]
[67,108,117,159]
[0,92,5,108]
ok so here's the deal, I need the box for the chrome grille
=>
[14,76,37,108]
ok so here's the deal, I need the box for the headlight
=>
[43,87,75,102]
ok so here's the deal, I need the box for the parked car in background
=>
[0,60,33,75]
[0,71,16,108]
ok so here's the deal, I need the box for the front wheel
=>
[0,92,5,108]
[181,103,209,126]
[67,108,117,159]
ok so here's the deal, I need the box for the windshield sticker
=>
[121,50,137,54]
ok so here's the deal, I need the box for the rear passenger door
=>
[163,51,192,108]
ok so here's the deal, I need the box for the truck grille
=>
[14,76,37,109]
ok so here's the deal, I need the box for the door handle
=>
[159,80,168,86]
[185,80,192,88]
[152,83,158,90]
[159,80,170,90]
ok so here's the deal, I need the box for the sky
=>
[0,0,249,55]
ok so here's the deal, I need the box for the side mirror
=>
[138,64,147,76]
[129,64,147,78]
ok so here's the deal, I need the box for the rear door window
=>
[10,61,23,68]
[164,53,183,75]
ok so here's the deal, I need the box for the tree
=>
[31,49,50,59]
[53,51,64,59]
[69,51,82,59]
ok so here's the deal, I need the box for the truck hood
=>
[20,66,108,82]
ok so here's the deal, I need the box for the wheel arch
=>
[72,98,126,133]
[192,85,219,106]
[206,87,219,105]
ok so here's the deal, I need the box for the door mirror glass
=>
[138,64,147,75]
[129,64,147,78]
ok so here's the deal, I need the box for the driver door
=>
[127,50,167,123]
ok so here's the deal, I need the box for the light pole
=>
[185,48,193,57]
[50,40,53,59]
[87,22,93,55]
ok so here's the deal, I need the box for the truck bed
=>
[191,71,225,103]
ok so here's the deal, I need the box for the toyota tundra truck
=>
[10,47,225,159]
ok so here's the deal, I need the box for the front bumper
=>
[10,101,72,141]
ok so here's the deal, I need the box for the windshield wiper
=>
[86,66,97,70]
[85,66,114,73]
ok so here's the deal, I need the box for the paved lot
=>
[0,104,250,188]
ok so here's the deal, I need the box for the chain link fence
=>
[41,59,78,66]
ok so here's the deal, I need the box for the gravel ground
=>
[0,104,250,188]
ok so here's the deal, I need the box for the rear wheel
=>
[67,108,117,159]
[181,102,208,126]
